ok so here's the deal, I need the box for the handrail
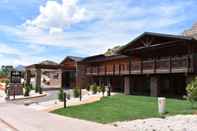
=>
[86,55,193,75]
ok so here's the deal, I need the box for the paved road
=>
[0,103,130,131]
[7,90,59,105]
[0,119,16,131]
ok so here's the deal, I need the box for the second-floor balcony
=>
[86,55,193,76]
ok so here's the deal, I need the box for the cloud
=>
[0,0,195,59]
[24,0,88,33]
[0,43,22,55]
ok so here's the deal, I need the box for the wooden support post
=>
[119,64,121,75]
[113,64,115,76]
[124,76,130,95]
[80,86,82,101]
[150,76,160,97]
[169,56,172,73]
[105,65,107,76]
[141,59,143,74]
[129,58,131,74]
[107,79,111,96]
[153,58,156,73]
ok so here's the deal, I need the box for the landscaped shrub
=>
[100,85,106,97]
[186,77,197,108]
[5,80,9,86]
[29,84,34,90]
[73,87,80,98]
[58,88,64,101]
[90,84,98,94]
[24,84,31,96]
[35,86,42,94]
[86,85,90,91]
[35,86,39,93]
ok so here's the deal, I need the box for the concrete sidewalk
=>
[0,103,130,131]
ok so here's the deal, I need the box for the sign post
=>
[8,71,23,100]
[64,92,67,108]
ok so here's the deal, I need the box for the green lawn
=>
[52,94,196,124]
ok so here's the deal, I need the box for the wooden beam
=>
[124,40,184,54]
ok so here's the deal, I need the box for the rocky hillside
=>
[183,22,197,39]
[105,46,122,56]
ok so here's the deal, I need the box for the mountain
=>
[105,46,122,56]
[183,22,197,39]
[15,65,25,72]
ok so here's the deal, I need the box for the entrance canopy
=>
[26,60,64,70]
[25,60,64,90]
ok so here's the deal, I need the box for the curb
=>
[10,93,48,101]
[0,118,19,131]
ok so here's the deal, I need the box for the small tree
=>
[73,87,80,98]
[58,88,64,101]
[100,84,106,97]
[186,77,197,108]
[90,84,98,94]
[24,84,31,96]
[35,86,39,93]
[35,86,42,94]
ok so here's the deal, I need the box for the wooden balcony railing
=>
[86,55,193,76]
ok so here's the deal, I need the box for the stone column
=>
[35,69,41,92]
[130,77,134,94]
[150,76,160,97]
[25,70,31,85]
[124,76,130,95]
[58,69,63,88]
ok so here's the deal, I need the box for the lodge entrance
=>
[62,71,76,89]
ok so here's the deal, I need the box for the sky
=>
[0,0,197,66]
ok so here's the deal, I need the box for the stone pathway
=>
[0,103,129,131]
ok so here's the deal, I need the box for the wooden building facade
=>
[79,32,197,98]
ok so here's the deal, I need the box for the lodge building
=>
[77,32,197,98]
[25,32,197,98]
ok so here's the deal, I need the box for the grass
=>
[52,94,196,124]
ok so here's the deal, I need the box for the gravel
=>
[114,115,197,131]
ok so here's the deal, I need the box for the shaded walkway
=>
[0,103,129,131]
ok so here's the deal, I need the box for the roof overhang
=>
[117,32,194,54]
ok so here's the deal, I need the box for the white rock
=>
[114,115,197,131]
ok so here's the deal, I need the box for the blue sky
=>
[0,0,197,66]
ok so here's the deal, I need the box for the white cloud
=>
[24,0,88,32]
[0,0,194,58]
[0,43,21,55]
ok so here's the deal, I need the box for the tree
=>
[0,65,14,77]
[186,77,197,108]
[58,88,64,101]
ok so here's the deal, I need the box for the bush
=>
[86,85,90,91]
[24,84,31,96]
[186,77,197,108]
[73,87,80,98]
[35,86,39,93]
[58,88,64,101]
[90,84,99,94]
[35,86,42,94]
[100,85,106,97]
[29,84,34,90]
[5,80,9,86]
